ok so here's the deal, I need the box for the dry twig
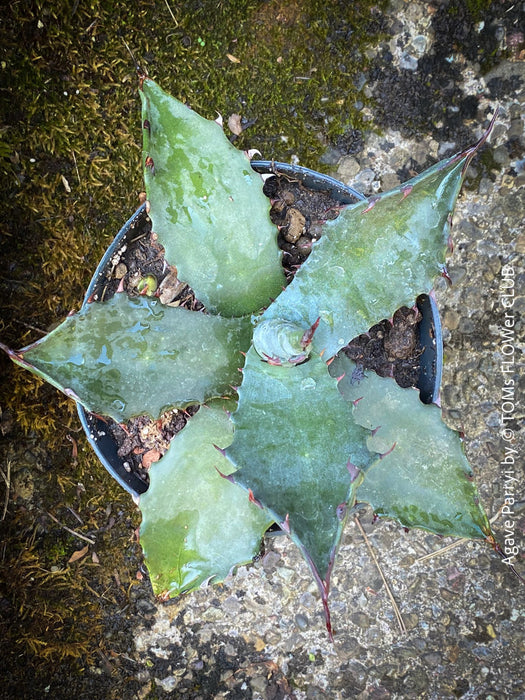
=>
[71,150,82,188]
[163,0,179,25]
[354,515,407,634]
[45,510,95,545]
[0,460,11,521]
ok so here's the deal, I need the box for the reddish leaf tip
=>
[346,460,360,482]
[336,503,347,521]
[379,442,396,459]
[280,513,291,534]
[144,156,155,173]
[214,465,235,483]
[400,184,413,200]
[263,353,282,366]
[248,489,263,509]
[300,316,321,349]
[212,444,227,458]
[441,266,452,285]
[362,195,380,213]
[63,387,81,402]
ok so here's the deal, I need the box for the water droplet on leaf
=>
[301,377,316,391]
[112,399,126,413]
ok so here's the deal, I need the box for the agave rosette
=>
[1,78,496,636]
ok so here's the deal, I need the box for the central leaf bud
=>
[253,319,314,366]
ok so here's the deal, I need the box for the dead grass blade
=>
[354,515,407,634]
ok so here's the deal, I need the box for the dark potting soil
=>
[96,175,423,487]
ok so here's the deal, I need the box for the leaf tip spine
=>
[346,460,360,482]
[248,489,263,509]
[214,465,235,483]
[212,444,227,459]
[300,317,321,349]
[440,265,452,285]
[379,442,396,459]
[362,195,380,213]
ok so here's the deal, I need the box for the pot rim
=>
[250,160,367,203]
[78,204,149,497]
[77,162,443,498]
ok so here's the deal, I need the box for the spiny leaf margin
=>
[225,346,371,634]
[140,78,286,317]
[8,294,252,423]
[331,353,493,540]
[262,138,489,358]
[140,405,273,597]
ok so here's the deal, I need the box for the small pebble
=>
[284,208,306,243]
[399,52,418,71]
[295,613,309,630]
[114,262,127,279]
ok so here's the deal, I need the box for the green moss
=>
[145,0,387,163]
[463,0,493,20]
[0,433,143,692]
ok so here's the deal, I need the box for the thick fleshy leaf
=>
[331,354,492,540]
[140,405,273,597]
[140,78,285,316]
[262,142,485,358]
[226,347,371,594]
[7,294,252,422]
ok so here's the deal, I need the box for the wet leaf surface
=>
[226,348,370,586]
[13,294,252,422]
[141,79,285,316]
[140,406,272,596]
[262,146,480,357]
[331,353,492,540]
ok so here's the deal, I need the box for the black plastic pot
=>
[77,163,443,498]
[415,292,442,405]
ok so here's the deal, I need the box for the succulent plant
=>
[1,77,501,638]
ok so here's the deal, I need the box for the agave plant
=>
[1,77,500,637]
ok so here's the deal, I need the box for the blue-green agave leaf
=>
[140,78,286,317]
[331,354,492,540]
[226,346,371,635]
[140,405,273,597]
[4,294,252,422]
[262,139,487,358]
